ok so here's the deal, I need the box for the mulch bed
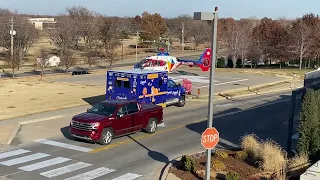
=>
[169,150,273,180]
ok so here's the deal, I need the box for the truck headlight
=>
[70,120,75,126]
[91,122,100,129]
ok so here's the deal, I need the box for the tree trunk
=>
[299,41,303,70]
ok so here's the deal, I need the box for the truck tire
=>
[145,118,157,134]
[176,95,186,107]
[99,128,114,145]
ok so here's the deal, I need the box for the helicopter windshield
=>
[134,58,149,68]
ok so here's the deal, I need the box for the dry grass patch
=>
[0,77,104,120]
[240,133,261,157]
[288,152,310,172]
[258,139,288,177]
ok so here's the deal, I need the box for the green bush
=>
[181,155,194,172]
[211,159,226,170]
[297,89,320,162]
[215,150,228,159]
[235,151,248,160]
[217,57,225,68]
[226,170,240,180]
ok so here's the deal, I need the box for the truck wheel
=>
[99,128,113,145]
[146,118,157,134]
[176,95,186,107]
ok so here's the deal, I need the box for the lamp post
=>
[194,7,218,180]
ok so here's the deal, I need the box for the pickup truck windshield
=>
[87,103,117,116]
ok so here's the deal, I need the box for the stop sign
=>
[201,127,219,149]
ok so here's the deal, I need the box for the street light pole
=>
[206,7,218,180]
[135,30,139,61]
[194,7,219,180]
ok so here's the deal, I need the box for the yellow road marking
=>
[89,118,206,154]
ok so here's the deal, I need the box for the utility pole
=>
[10,16,14,64]
[181,22,185,53]
[135,31,139,61]
[10,16,15,77]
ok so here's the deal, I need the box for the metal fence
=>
[286,69,320,153]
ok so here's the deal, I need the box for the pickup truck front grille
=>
[71,121,93,131]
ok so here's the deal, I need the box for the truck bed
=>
[141,103,162,111]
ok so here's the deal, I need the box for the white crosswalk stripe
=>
[63,167,116,180]
[40,162,92,178]
[18,157,71,171]
[111,173,142,180]
[0,149,31,160]
[0,153,50,166]
[0,149,143,180]
[33,139,93,152]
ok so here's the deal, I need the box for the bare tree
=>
[66,6,100,69]
[60,49,76,72]
[99,17,121,68]
[237,19,254,67]
[223,18,240,68]
[37,46,49,75]
[290,19,312,69]
[188,20,211,50]
[46,17,79,56]
[105,48,119,68]
[0,13,39,76]
[46,16,79,71]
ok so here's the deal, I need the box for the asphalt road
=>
[0,91,299,180]
[54,66,285,93]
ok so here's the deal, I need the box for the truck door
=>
[126,102,142,131]
[167,79,179,101]
[114,105,133,135]
[114,78,131,100]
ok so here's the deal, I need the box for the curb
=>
[186,86,302,102]
[153,147,242,180]
[186,80,301,100]
[5,112,82,145]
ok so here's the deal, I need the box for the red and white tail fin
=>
[197,48,212,72]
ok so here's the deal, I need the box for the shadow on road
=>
[127,135,170,180]
[186,94,299,150]
[128,135,169,163]
[173,70,199,76]
[82,94,106,106]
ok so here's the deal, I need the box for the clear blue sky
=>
[1,0,318,19]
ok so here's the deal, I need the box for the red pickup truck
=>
[69,100,163,145]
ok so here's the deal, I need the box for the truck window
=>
[87,103,117,117]
[126,103,139,114]
[168,79,177,87]
[159,78,163,87]
[115,80,121,87]
[117,106,128,116]
[124,81,130,88]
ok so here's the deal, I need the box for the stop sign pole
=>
[194,7,219,180]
